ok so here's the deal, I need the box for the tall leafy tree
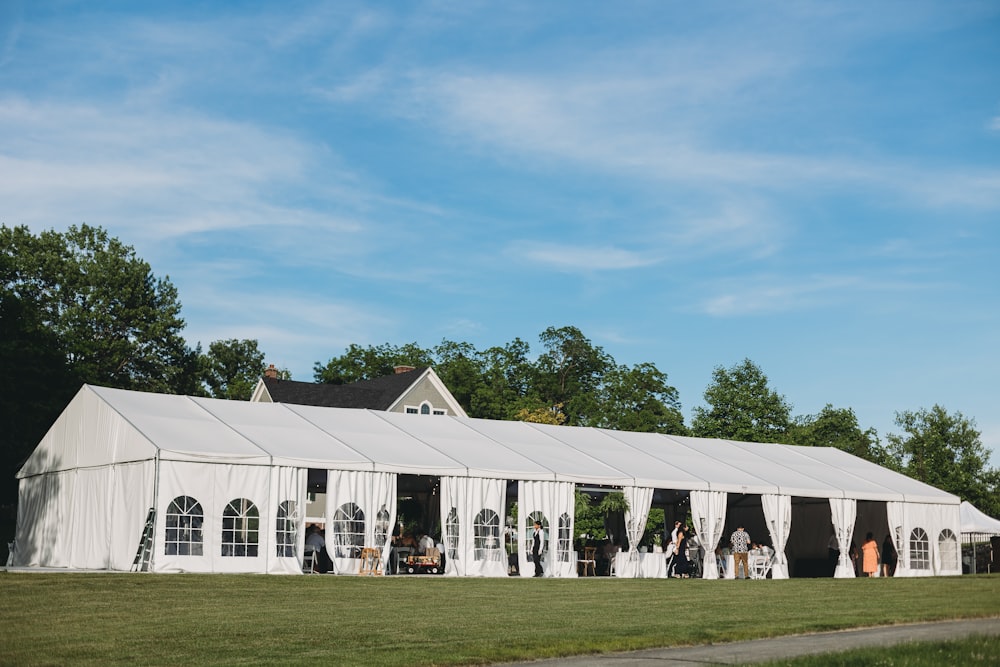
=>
[887,405,999,516]
[1,224,195,506]
[200,338,266,400]
[431,340,483,415]
[533,326,612,426]
[691,358,791,442]
[595,362,686,434]
[1,224,194,393]
[0,293,79,503]
[313,342,434,384]
[470,338,534,420]
[788,404,888,464]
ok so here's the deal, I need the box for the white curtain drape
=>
[761,494,792,579]
[617,487,654,578]
[886,501,907,577]
[829,498,857,578]
[268,466,307,575]
[326,470,397,575]
[518,481,576,578]
[440,476,507,577]
[690,490,727,579]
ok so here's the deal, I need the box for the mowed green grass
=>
[757,635,1000,666]
[1,573,998,666]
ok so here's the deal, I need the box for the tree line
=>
[2,224,997,518]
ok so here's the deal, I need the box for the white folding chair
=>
[302,547,317,574]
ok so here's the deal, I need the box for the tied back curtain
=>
[761,494,792,579]
[326,470,397,575]
[620,487,654,578]
[268,466,307,575]
[830,498,857,578]
[440,476,507,578]
[691,490,727,579]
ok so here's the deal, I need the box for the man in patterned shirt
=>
[730,524,752,579]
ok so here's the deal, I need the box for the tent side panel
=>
[13,470,75,567]
[68,467,113,569]
[109,461,156,571]
[153,461,272,573]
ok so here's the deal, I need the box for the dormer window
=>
[405,401,447,415]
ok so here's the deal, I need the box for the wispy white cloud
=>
[697,273,916,317]
[506,241,657,272]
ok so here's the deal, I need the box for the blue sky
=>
[2,1,998,465]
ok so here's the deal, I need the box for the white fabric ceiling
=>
[20,385,959,505]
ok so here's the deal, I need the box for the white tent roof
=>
[960,501,1000,534]
[18,385,960,505]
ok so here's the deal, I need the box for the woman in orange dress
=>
[861,532,880,577]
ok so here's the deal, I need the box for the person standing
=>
[881,534,897,577]
[672,525,691,578]
[861,532,880,577]
[531,520,545,578]
[730,524,752,579]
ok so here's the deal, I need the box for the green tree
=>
[313,342,434,384]
[1,224,195,393]
[788,404,888,464]
[431,340,483,415]
[0,292,80,504]
[595,362,686,434]
[200,339,266,400]
[533,326,612,426]
[887,405,999,516]
[691,358,791,443]
[470,338,535,420]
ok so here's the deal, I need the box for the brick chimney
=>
[264,364,278,379]
[394,365,416,374]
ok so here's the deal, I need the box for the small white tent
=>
[13,385,962,577]
[960,501,1000,535]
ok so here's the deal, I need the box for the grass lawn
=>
[1,573,998,666]
[757,635,1000,666]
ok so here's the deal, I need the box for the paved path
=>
[507,618,1000,666]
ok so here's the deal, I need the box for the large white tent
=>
[13,385,962,577]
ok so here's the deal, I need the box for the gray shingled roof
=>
[261,367,428,410]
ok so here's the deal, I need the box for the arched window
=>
[474,509,501,562]
[222,498,259,557]
[420,403,431,415]
[165,496,203,556]
[557,512,573,562]
[332,502,365,558]
[275,500,298,558]
[909,527,929,570]
[374,505,391,548]
[938,529,959,571]
[523,511,548,556]
[445,507,460,560]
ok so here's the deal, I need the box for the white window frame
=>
[332,502,365,558]
[909,527,930,570]
[938,529,959,571]
[275,500,298,558]
[445,507,460,560]
[222,498,260,557]
[404,400,447,416]
[474,508,502,562]
[165,495,203,556]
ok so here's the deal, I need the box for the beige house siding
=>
[392,376,452,414]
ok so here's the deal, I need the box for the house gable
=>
[249,366,467,417]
